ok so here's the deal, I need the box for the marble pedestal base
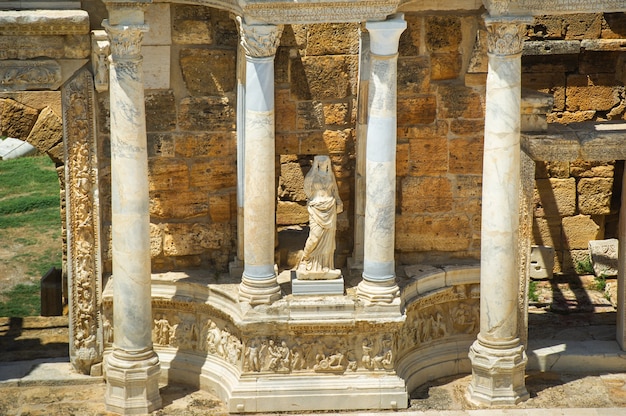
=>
[292,275,344,295]
[466,339,528,406]
[239,274,281,305]
[105,350,162,415]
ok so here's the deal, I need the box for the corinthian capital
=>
[484,15,532,56]
[236,16,283,58]
[103,20,148,60]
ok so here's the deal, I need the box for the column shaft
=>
[237,18,283,305]
[467,15,532,406]
[103,11,162,414]
[357,14,406,303]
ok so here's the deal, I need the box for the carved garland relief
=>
[63,68,102,375]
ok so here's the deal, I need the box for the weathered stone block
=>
[566,74,623,111]
[431,53,462,80]
[547,110,596,124]
[562,13,602,39]
[192,222,233,250]
[579,51,621,74]
[535,161,569,179]
[276,89,296,131]
[396,214,471,252]
[174,132,235,158]
[522,72,566,111]
[296,101,324,130]
[425,16,462,52]
[570,160,614,178]
[150,190,209,219]
[26,107,63,158]
[178,96,236,131]
[437,84,483,119]
[299,132,326,154]
[562,214,603,250]
[276,133,299,154]
[277,200,308,225]
[0,98,39,138]
[293,55,358,101]
[401,176,453,213]
[150,224,163,257]
[147,133,175,158]
[144,46,171,90]
[163,223,204,256]
[589,238,618,277]
[449,136,483,175]
[172,4,213,44]
[209,193,235,223]
[578,177,613,215]
[180,48,236,95]
[408,133,448,176]
[398,56,430,96]
[189,159,237,190]
[562,249,591,273]
[306,23,359,55]
[532,217,563,250]
[454,175,482,199]
[398,95,437,125]
[398,14,421,56]
[528,15,564,39]
[148,159,189,191]
[450,119,484,135]
[279,160,307,201]
[323,129,352,154]
[601,13,626,39]
[530,245,555,279]
[396,142,409,177]
[146,90,177,132]
[533,178,576,217]
[213,10,238,48]
[522,54,579,74]
[323,102,350,126]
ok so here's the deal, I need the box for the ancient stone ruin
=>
[3,0,626,414]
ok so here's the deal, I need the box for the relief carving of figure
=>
[297,155,343,280]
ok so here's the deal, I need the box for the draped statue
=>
[296,155,343,280]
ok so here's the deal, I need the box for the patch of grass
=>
[593,274,607,292]
[528,280,539,302]
[0,281,41,317]
[575,256,594,275]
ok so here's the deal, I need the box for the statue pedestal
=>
[292,272,344,296]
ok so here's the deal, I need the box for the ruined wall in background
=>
[524,14,626,273]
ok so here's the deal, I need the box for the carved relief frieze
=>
[236,16,283,59]
[485,17,531,57]
[0,60,61,91]
[397,284,480,358]
[242,2,397,25]
[63,68,102,374]
[243,333,396,375]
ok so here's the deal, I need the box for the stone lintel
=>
[523,40,580,56]
[581,39,626,52]
[484,0,626,17]
[0,1,80,10]
[522,122,626,162]
[0,9,89,35]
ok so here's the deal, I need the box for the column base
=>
[466,337,528,406]
[356,278,399,303]
[105,348,162,415]
[239,273,281,305]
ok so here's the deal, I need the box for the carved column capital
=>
[236,16,283,58]
[484,15,532,56]
[102,20,148,60]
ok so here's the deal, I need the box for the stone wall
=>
[93,5,626,275]
[524,13,626,273]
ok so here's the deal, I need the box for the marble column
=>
[103,5,162,414]
[467,15,532,406]
[356,14,406,303]
[237,17,283,305]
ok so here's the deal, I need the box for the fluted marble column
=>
[356,14,405,303]
[237,17,283,305]
[467,15,533,406]
[103,4,162,414]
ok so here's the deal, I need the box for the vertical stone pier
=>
[356,14,406,303]
[103,2,162,414]
[467,15,532,406]
[237,18,284,305]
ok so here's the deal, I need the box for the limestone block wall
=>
[523,14,626,273]
[394,13,484,266]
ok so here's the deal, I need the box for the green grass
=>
[575,256,594,275]
[593,274,607,292]
[0,281,41,317]
[0,155,62,317]
[528,280,539,302]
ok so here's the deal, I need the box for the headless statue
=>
[297,155,343,280]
